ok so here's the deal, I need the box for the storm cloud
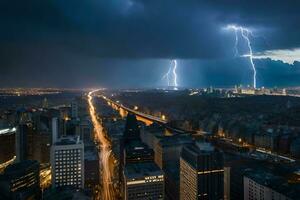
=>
[0,0,299,87]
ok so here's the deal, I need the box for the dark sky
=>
[0,0,299,88]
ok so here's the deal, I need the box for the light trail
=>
[0,156,16,172]
[88,90,115,200]
[40,166,51,189]
[226,25,257,88]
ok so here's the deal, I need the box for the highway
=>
[101,95,186,134]
[88,90,116,200]
[102,95,167,124]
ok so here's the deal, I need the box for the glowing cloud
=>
[253,48,300,65]
[162,59,178,88]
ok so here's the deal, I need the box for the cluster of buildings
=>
[0,95,98,199]
[1,89,300,200]
[108,90,300,200]
[233,85,287,96]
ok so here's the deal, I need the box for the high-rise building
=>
[84,145,99,191]
[50,136,84,188]
[71,101,78,119]
[0,129,15,163]
[123,162,164,200]
[120,113,141,181]
[154,134,193,200]
[15,124,29,162]
[123,113,140,143]
[155,134,193,170]
[180,142,224,200]
[0,160,40,199]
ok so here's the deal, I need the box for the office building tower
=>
[180,142,224,200]
[15,124,29,162]
[0,130,15,163]
[0,160,40,199]
[71,101,78,119]
[52,117,58,144]
[84,145,99,190]
[50,136,84,188]
[120,113,141,181]
[155,134,193,170]
[154,134,193,200]
[123,113,140,143]
[123,162,164,200]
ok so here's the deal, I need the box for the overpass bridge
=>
[100,95,186,134]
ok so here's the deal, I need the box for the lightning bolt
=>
[172,59,178,88]
[233,28,239,57]
[226,25,257,89]
[162,65,172,86]
[162,59,178,89]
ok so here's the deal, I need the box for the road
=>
[102,95,187,134]
[102,96,167,124]
[88,90,116,200]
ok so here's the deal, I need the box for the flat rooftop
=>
[55,136,82,145]
[245,169,300,200]
[124,162,163,179]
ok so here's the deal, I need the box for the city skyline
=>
[1,1,300,200]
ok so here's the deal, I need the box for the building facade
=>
[180,142,224,200]
[123,162,164,200]
[50,136,84,188]
[0,160,40,200]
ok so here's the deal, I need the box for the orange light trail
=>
[88,90,115,200]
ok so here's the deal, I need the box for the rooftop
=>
[124,162,163,179]
[55,136,82,145]
[158,134,193,147]
[245,169,300,199]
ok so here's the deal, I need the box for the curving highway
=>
[88,90,115,200]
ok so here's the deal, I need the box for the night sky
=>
[0,0,299,88]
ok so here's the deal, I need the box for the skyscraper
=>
[15,124,28,162]
[180,142,224,200]
[123,113,140,143]
[71,100,78,119]
[120,113,141,180]
[50,136,84,188]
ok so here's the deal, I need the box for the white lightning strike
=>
[226,25,257,89]
[172,59,178,88]
[162,59,178,89]
[162,65,172,86]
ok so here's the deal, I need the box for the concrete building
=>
[244,171,297,200]
[71,100,78,119]
[180,142,224,200]
[154,134,193,170]
[154,134,193,200]
[84,145,99,191]
[15,124,29,162]
[50,136,84,188]
[123,162,164,200]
